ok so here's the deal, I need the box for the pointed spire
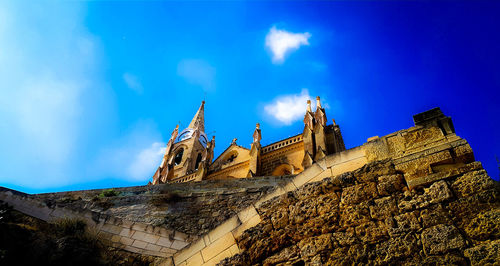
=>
[314,96,327,126]
[253,123,262,144]
[188,100,205,132]
[316,96,322,109]
[306,99,312,112]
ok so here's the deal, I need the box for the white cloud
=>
[265,26,311,63]
[92,122,164,182]
[123,72,143,93]
[177,59,216,91]
[128,142,165,180]
[264,89,319,125]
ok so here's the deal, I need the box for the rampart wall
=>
[0,108,497,265]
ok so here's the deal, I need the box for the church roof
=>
[188,100,205,132]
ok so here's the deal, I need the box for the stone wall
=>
[1,108,497,265]
[221,159,499,265]
[169,145,371,266]
[0,176,293,264]
[0,188,188,258]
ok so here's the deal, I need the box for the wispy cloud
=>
[177,59,216,92]
[0,2,104,188]
[128,142,165,180]
[265,26,311,63]
[92,122,164,182]
[264,89,319,125]
[123,72,143,93]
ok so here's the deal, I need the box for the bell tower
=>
[151,101,214,184]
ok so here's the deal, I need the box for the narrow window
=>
[174,148,184,165]
[195,153,203,170]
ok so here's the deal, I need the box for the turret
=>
[248,123,262,177]
[302,96,345,168]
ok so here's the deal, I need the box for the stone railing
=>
[262,134,303,154]
[169,172,197,183]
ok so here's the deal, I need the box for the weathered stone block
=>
[425,180,453,204]
[464,209,500,241]
[119,228,134,237]
[329,172,356,188]
[340,202,371,228]
[404,126,444,151]
[387,211,420,237]
[421,224,465,255]
[297,233,333,258]
[353,160,396,183]
[451,169,496,198]
[377,174,404,196]
[386,233,419,262]
[464,239,500,266]
[396,150,453,186]
[340,182,378,205]
[355,221,387,243]
[332,227,357,246]
[370,196,398,220]
[419,204,449,228]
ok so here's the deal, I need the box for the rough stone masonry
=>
[220,160,499,265]
[0,107,498,265]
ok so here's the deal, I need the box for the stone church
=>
[151,96,346,184]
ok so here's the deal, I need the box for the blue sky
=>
[0,1,498,194]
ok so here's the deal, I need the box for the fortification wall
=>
[221,159,499,265]
[0,176,293,265]
[0,188,187,258]
[1,108,497,265]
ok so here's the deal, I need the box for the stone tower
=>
[302,96,345,168]
[151,101,215,184]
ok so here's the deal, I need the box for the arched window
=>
[195,153,202,170]
[174,148,184,165]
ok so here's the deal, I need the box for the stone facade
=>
[0,107,498,265]
[221,159,499,265]
[152,96,345,184]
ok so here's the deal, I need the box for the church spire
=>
[188,100,205,132]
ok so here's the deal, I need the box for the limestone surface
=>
[220,160,500,265]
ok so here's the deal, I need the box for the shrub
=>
[99,189,120,198]
[53,218,87,236]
